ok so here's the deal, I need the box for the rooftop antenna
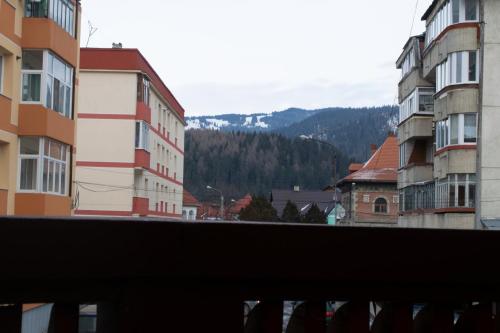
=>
[85,20,98,47]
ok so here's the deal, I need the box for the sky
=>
[80,0,432,117]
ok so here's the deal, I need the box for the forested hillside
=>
[184,130,349,202]
[277,106,398,162]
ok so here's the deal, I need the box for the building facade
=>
[75,48,185,218]
[182,190,200,221]
[0,0,80,216]
[397,0,500,229]
[337,136,400,227]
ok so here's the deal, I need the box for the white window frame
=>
[399,87,435,124]
[436,174,476,208]
[436,113,477,150]
[21,50,74,118]
[436,51,479,92]
[17,137,70,196]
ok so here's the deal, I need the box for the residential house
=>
[0,0,81,216]
[337,135,399,226]
[183,190,200,221]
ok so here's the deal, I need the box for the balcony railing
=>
[0,217,499,332]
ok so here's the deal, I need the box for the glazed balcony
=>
[0,218,499,332]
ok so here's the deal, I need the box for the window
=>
[18,137,69,195]
[137,75,151,106]
[436,51,479,92]
[0,55,4,94]
[401,48,415,78]
[399,87,434,123]
[21,50,74,118]
[363,194,370,203]
[425,0,478,46]
[25,0,75,36]
[435,174,475,208]
[399,143,406,169]
[436,113,477,149]
[374,198,388,214]
[135,121,150,151]
[400,182,435,212]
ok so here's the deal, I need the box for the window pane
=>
[46,77,53,110]
[20,137,39,155]
[20,159,38,190]
[65,86,71,117]
[465,0,477,20]
[54,163,61,193]
[50,140,62,160]
[22,74,41,102]
[458,183,466,206]
[468,51,477,81]
[135,122,140,148]
[419,94,434,112]
[61,164,66,194]
[48,161,54,192]
[456,52,462,83]
[449,181,456,207]
[464,114,477,143]
[22,51,43,70]
[452,0,460,23]
[450,115,459,145]
[53,79,61,112]
[43,159,49,192]
[469,183,476,207]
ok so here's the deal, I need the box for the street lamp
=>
[206,185,224,220]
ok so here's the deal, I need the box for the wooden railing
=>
[0,217,499,332]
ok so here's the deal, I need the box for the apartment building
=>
[0,0,80,216]
[397,0,500,228]
[75,48,185,218]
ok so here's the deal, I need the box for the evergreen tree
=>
[281,200,301,223]
[239,196,279,222]
[302,203,326,224]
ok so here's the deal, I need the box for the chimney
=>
[293,186,300,192]
[370,144,378,156]
[112,42,123,49]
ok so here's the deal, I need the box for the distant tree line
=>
[184,130,350,203]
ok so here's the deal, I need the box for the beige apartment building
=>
[75,48,185,218]
[0,0,80,216]
[397,0,500,229]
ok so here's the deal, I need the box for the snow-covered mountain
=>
[186,108,320,132]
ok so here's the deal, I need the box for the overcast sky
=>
[80,0,431,117]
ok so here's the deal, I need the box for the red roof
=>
[80,48,185,121]
[229,194,252,214]
[183,190,201,207]
[340,136,399,184]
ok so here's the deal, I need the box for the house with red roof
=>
[337,135,399,226]
[182,190,201,221]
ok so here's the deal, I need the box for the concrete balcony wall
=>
[398,165,433,190]
[434,148,476,179]
[398,69,433,103]
[399,212,474,229]
[398,116,433,143]
[423,25,479,79]
[434,88,479,121]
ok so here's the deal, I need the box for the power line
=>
[409,0,420,37]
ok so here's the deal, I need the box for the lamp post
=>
[207,185,224,220]
[300,136,338,224]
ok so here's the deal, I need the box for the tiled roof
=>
[183,190,201,207]
[339,136,399,184]
[229,194,253,214]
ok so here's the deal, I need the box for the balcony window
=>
[18,137,69,196]
[137,75,151,106]
[436,174,475,209]
[436,51,479,92]
[400,182,435,212]
[436,113,477,150]
[401,48,416,78]
[399,87,435,123]
[135,121,150,151]
[425,0,478,46]
[21,50,74,118]
[25,0,75,37]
